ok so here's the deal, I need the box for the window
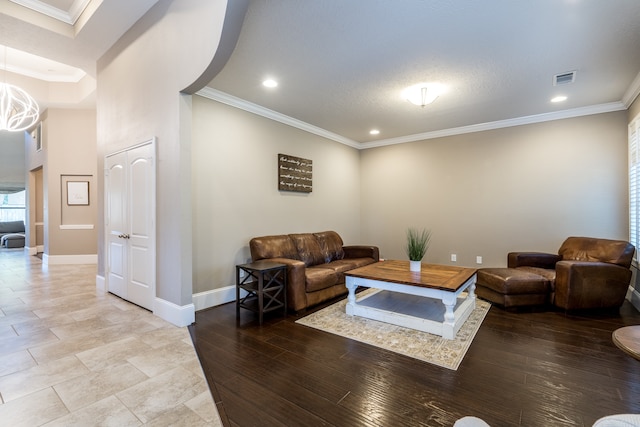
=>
[0,190,26,223]
[630,114,640,261]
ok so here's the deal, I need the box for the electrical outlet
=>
[451,254,457,262]
[476,256,483,264]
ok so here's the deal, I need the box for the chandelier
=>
[0,82,40,131]
[0,44,39,132]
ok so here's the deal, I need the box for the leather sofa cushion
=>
[314,231,345,262]
[326,258,375,272]
[477,268,549,295]
[250,235,299,261]
[305,266,339,292]
[323,259,366,274]
[559,237,635,268]
[321,258,376,284]
[515,266,556,290]
[290,233,325,266]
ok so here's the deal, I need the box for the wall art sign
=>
[278,153,312,193]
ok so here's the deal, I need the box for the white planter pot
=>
[409,260,421,272]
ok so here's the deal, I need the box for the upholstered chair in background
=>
[508,237,635,310]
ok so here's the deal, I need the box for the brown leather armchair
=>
[508,237,635,310]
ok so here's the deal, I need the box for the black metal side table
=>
[236,260,287,324]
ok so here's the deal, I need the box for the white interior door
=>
[106,152,127,299]
[126,144,155,309]
[105,141,156,311]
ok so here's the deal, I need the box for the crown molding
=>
[196,87,360,148]
[623,70,640,108]
[196,87,627,151]
[360,101,627,149]
[9,0,91,25]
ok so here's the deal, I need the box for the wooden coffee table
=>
[344,260,477,339]
[612,326,640,361]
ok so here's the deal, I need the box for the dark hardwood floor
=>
[189,296,640,427]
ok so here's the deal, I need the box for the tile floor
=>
[0,249,222,426]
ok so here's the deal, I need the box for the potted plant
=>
[405,227,432,272]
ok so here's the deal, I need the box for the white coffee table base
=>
[345,274,476,340]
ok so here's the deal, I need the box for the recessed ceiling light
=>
[551,95,567,103]
[262,79,278,88]
[369,129,380,135]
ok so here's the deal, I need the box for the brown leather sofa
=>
[249,231,379,312]
[478,236,635,310]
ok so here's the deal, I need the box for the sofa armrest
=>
[554,260,632,310]
[257,257,307,312]
[343,245,380,261]
[508,252,561,269]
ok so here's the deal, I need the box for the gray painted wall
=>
[191,96,363,294]
[96,0,229,307]
[360,111,628,267]
[191,99,630,297]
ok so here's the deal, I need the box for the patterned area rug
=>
[296,290,491,370]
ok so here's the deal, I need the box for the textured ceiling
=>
[2,1,640,147]
[207,0,640,146]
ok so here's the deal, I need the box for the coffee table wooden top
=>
[345,260,477,292]
[612,325,640,361]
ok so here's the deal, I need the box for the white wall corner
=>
[96,274,105,292]
[154,297,195,327]
[193,285,238,312]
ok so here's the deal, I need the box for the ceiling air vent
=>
[553,71,576,86]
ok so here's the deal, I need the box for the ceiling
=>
[206,0,640,147]
[0,0,160,77]
[0,0,160,108]
[1,1,640,148]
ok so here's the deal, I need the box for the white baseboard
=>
[43,254,98,265]
[628,285,640,312]
[98,275,193,327]
[193,285,238,311]
[96,274,105,292]
[24,246,37,256]
[154,297,195,327]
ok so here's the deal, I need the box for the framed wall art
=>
[278,153,312,193]
[66,181,90,205]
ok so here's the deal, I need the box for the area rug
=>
[296,289,491,370]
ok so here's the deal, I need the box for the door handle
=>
[118,234,131,239]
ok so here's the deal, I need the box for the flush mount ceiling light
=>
[0,46,39,132]
[402,82,444,107]
[551,95,567,103]
[262,78,278,88]
[369,129,380,135]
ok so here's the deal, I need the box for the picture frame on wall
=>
[66,181,90,205]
